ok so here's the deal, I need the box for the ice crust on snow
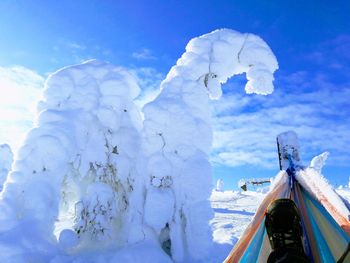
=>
[0,28,279,262]
[0,144,13,191]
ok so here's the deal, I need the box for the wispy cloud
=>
[131,67,164,109]
[306,34,350,73]
[211,34,350,169]
[52,40,111,66]
[132,48,156,60]
[0,66,44,151]
[210,71,350,169]
[65,41,86,50]
[53,40,86,51]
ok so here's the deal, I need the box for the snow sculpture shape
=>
[0,60,143,254]
[142,29,278,261]
[0,29,278,262]
[216,179,224,192]
[310,151,329,173]
[0,144,13,191]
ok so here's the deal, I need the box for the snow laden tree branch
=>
[142,29,278,261]
[0,29,278,262]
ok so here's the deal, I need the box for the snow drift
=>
[0,29,278,262]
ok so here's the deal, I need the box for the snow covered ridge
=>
[0,29,278,262]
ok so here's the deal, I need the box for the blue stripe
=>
[301,188,350,262]
[292,185,314,261]
[302,188,350,242]
[240,217,266,263]
[305,201,335,262]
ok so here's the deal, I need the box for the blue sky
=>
[0,0,349,190]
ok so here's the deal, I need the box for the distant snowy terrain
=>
[210,190,265,245]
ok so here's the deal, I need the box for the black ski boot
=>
[265,199,310,263]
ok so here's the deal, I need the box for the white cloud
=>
[53,40,86,51]
[210,72,350,168]
[52,40,110,66]
[132,48,156,60]
[65,41,86,50]
[305,34,350,73]
[0,66,44,151]
[131,67,164,109]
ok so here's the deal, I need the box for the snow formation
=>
[0,144,13,191]
[309,151,329,173]
[142,28,278,261]
[0,60,150,261]
[216,179,224,191]
[0,28,278,262]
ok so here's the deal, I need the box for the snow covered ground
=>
[210,189,265,246]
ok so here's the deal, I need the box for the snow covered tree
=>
[0,29,278,262]
[0,60,145,258]
[142,28,278,261]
